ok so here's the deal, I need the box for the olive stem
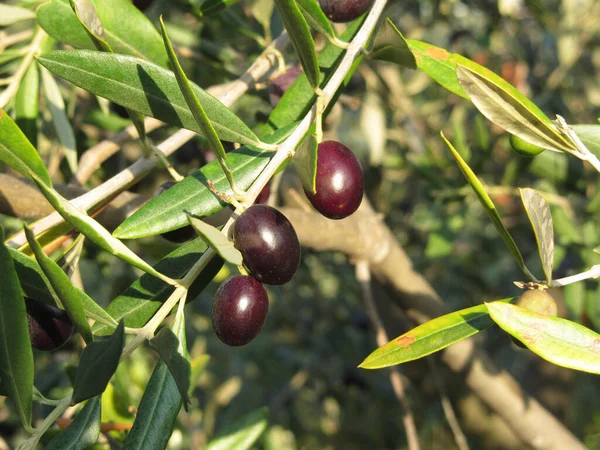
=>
[16,395,72,449]
[514,264,600,289]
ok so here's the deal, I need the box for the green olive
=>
[509,134,545,157]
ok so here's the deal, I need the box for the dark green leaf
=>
[93,239,224,335]
[113,124,295,239]
[72,322,124,404]
[206,407,269,450]
[572,124,600,158]
[370,18,416,68]
[296,0,335,39]
[187,217,243,265]
[0,110,52,186]
[519,188,554,284]
[24,224,93,343]
[45,396,101,450]
[487,301,600,374]
[15,63,39,149]
[0,227,33,428]
[293,133,318,194]
[37,50,259,145]
[37,0,168,66]
[149,310,191,410]
[359,298,515,369]
[274,0,320,89]
[197,0,242,16]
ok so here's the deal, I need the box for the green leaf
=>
[206,407,269,450]
[359,298,515,369]
[149,310,191,410]
[69,0,112,52]
[293,133,318,194]
[113,124,295,239]
[369,18,416,68]
[441,132,535,280]
[519,188,554,284]
[92,238,224,335]
[296,0,336,40]
[123,359,181,450]
[40,66,78,174]
[0,110,52,186]
[72,322,124,404]
[189,355,210,397]
[15,62,40,149]
[0,4,35,26]
[24,224,94,343]
[0,227,33,429]
[187,217,242,265]
[572,124,600,158]
[30,175,175,285]
[37,0,168,67]
[486,301,600,374]
[274,0,320,89]
[37,50,259,145]
[455,65,574,153]
[45,396,101,450]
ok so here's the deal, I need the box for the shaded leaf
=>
[360,298,514,369]
[0,227,33,428]
[274,0,320,89]
[520,188,554,284]
[72,321,124,404]
[69,0,112,52]
[441,132,535,280]
[24,224,93,343]
[572,124,600,158]
[123,359,181,450]
[0,110,52,186]
[293,133,318,194]
[38,50,259,145]
[0,4,35,26]
[370,18,416,68]
[297,0,335,39]
[206,407,269,450]
[93,238,223,335]
[15,62,40,149]
[149,310,191,410]
[45,396,101,450]
[197,0,242,16]
[187,216,242,265]
[487,301,600,374]
[456,65,573,153]
[37,0,168,66]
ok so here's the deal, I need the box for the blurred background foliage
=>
[1,0,600,448]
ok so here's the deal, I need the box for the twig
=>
[0,29,34,51]
[514,264,600,289]
[355,260,420,450]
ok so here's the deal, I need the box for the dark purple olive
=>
[255,183,271,204]
[305,141,364,219]
[154,181,197,243]
[212,275,269,346]
[26,298,74,351]
[233,205,300,285]
[268,67,303,106]
[319,0,374,23]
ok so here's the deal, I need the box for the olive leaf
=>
[296,0,336,41]
[45,396,101,449]
[293,133,318,194]
[187,216,243,266]
[370,18,416,68]
[206,407,269,450]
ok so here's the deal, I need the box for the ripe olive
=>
[212,275,269,346]
[233,205,300,285]
[268,67,303,106]
[305,141,364,220]
[319,0,374,23]
[154,181,197,243]
[509,134,545,157]
[26,298,74,351]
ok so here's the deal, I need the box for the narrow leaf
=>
[149,310,191,410]
[92,239,223,335]
[360,298,515,369]
[40,67,78,173]
[69,0,112,52]
[456,65,573,153]
[206,407,269,450]
[441,132,535,280]
[72,321,124,404]
[0,227,33,428]
[519,188,554,284]
[37,0,168,66]
[123,359,181,450]
[487,301,600,374]
[45,395,101,450]
[37,51,259,145]
[274,0,320,89]
[0,4,35,26]
[296,0,335,39]
[187,217,242,266]
[370,18,416,68]
[15,62,40,149]
[0,110,52,186]
[293,133,318,194]
[24,224,93,343]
